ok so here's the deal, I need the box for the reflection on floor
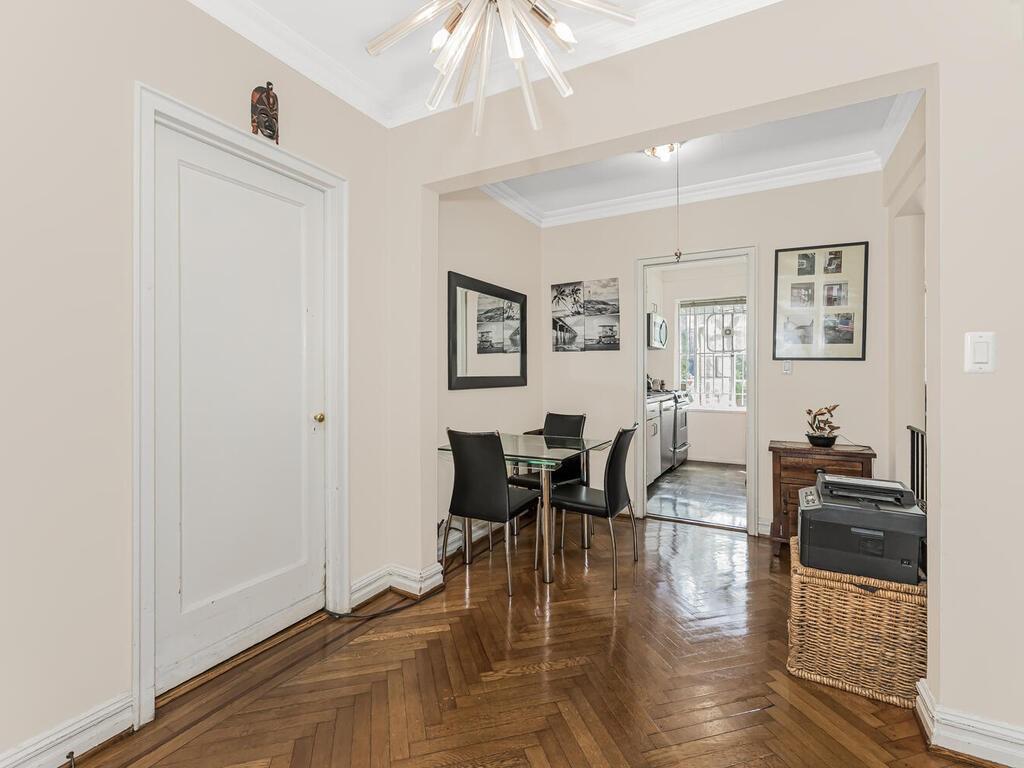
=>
[82,521,965,768]
[647,460,747,529]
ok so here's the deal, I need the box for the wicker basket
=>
[787,537,927,708]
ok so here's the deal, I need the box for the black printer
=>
[798,473,926,584]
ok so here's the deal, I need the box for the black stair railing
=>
[907,425,927,512]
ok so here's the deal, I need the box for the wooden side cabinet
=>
[768,440,876,555]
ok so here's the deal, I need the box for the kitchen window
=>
[678,297,748,409]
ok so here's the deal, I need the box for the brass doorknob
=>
[313,412,326,423]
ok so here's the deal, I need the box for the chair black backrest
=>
[447,429,510,523]
[603,425,638,515]
[543,413,586,484]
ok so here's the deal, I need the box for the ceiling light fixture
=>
[366,0,637,135]
[644,143,679,162]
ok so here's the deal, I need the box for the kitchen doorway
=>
[634,247,758,535]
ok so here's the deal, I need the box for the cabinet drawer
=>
[779,455,866,483]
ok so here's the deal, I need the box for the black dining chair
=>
[442,429,541,596]
[509,412,587,491]
[549,424,639,590]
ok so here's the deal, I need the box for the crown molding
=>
[876,89,923,165]
[481,183,546,227]
[187,0,782,128]
[485,152,882,229]
[185,0,392,125]
[917,680,1024,767]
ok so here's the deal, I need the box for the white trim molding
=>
[485,153,881,229]
[917,680,1024,767]
[0,696,133,768]
[876,90,924,166]
[351,564,445,606]
[133,83,350,728]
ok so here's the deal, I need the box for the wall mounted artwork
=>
[476,295,522,354]
[772,241,868,360]
[551,277,620,352]
[250,81,279,144]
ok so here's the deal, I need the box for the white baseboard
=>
[0,695,134,768]
[350,562,445,606]
[917,680,1024,767]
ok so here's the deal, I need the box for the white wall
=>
[436,190,543,523]
[541,173,888,529]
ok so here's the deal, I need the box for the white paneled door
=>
[153,124,327,694]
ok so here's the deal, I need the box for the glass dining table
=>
[438,433,613,584]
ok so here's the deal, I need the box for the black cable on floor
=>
[325,597,418,621]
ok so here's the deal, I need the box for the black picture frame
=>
[448,271,528,390]
[772,241,869,361]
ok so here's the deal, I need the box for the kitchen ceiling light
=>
[367,0,636,135]
[644,143,679,162]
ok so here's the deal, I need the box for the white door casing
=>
[134,85,349,724]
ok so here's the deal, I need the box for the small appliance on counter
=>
[798,473,926,584]
[647,312,668,349]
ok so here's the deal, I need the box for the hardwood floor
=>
[647,461,747,529]
[83,520,970,768]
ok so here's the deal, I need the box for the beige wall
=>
[436,190,543,523]
[541,174,888,529]
[0,0,391,753]
[6,0,1024,758]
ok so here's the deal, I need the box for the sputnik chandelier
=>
[366,0,636,134]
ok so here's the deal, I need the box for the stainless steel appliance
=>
[671,392,691,468]
[645,401,660,485]
[647,313,668,349]
[659,399,674,474]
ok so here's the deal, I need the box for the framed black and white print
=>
[772,242,868,360]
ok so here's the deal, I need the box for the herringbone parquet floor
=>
[85,519,970,768]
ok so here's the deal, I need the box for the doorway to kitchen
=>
[636,248,757,534]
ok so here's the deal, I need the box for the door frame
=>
[132,84,350,727]
[633,246,759,536]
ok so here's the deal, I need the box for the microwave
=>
[647,313,668,349]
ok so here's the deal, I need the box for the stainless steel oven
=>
[672,396,690,468]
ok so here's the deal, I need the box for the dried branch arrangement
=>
[806,404,841,436]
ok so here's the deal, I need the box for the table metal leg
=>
[580,451,592,549]
[541,469,554,584]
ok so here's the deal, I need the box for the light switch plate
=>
[964,331,996,373]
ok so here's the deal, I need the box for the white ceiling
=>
[483,91,922,227]
[186,0,783,126]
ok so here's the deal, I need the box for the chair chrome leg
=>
[534,506,541,570]
[607,516,618,591]
[512,517,519,537]
[463,517,473,565]
[488,525,493,551]
[504,522,513,596]
[627,502,639,562]
[560,509,566,550]
[440,514,453,574]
